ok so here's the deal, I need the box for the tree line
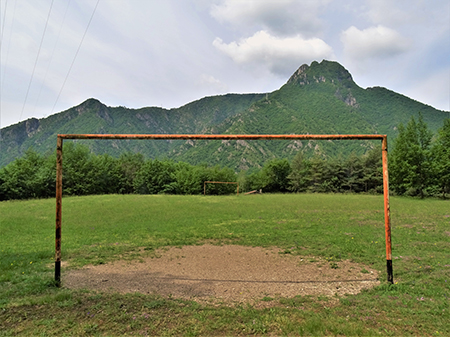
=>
[0,116,448,201]
[390,115,450,198]
[0,143,383,200]
[0,143,238,200]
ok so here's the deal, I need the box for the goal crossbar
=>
[54,134,392,285]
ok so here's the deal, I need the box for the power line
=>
[0,0,9,139]
[51,0,100,115]
[33,0,71,116]
[1,0,17,90]
[0,0,8,50]
[19,0,54,122]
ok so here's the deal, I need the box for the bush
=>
[0,149,54,200]
[134,159,177,194]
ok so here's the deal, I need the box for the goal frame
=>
[54,134,393,285]
[203,181,239,195]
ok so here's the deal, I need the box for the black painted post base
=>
[55,261,61,287]
[387,259,393,284]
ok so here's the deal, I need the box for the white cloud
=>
[198,74,229,93]
[341,25,411,61]
[213,30,334,76]
[0,0,448,129]
[210,0,331,37]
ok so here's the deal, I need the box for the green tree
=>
[431,119,450,198]
[203,166,237,195]
[117,152,145,194]
[0,149,52,200]
[361,147,383,193]
[288,152,311,192]
[343,153,364,193]
[242,170,266,192]
[307,155,327,192]
[0,168,6,201]
[134,159,177,194]
[324,157,346,193]
[0,173,6,201]
[35,153,56,198]
[261,158,291,192]
[390,114,433,197]
[89,154,123,194]
[172,162,203,195]
[62,143,96,196]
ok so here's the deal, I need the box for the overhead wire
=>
[0,0,9,139]
[32,0,71,116]
[0,0,17,140]
[19,0,54,122]
[51,0,100,115]
[1,0,16,90]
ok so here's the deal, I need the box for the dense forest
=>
[0,116,449,201]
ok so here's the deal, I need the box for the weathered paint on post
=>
[59,134,386,141]
[55,136,63,286]
[382,136,393,284]
[54,133,393,284]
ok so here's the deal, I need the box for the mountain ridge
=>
[0,60,448,169]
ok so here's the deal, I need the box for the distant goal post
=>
[54,133,393,285]
[203,181,239,195]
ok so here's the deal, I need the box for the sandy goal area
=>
[64,244,380,304]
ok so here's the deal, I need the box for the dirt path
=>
[64,245,380,304]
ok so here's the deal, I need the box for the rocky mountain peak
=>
[287,63,310,84]
[75,98,104,113]
[74,98,113,123]
[287,60,355,88]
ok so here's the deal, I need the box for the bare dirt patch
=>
[64,245,380,304]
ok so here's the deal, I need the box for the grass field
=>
[1,193,449,336]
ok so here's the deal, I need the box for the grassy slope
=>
[1,194,449,336]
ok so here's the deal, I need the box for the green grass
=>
[1,194,449,336]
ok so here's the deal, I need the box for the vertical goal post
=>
[54,134,393,285]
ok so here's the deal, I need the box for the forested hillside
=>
[1,116,449,201]
[1,60,448,169]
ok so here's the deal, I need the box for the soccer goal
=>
[54,134,393,285]
[203,181,239,195]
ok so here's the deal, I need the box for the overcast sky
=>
[0,0,449,128]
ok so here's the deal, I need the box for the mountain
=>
[0,94,264,167]
[0,60,448,169]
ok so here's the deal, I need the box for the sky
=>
[0,0,449,129]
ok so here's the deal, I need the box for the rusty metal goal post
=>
[54,134,393,286]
